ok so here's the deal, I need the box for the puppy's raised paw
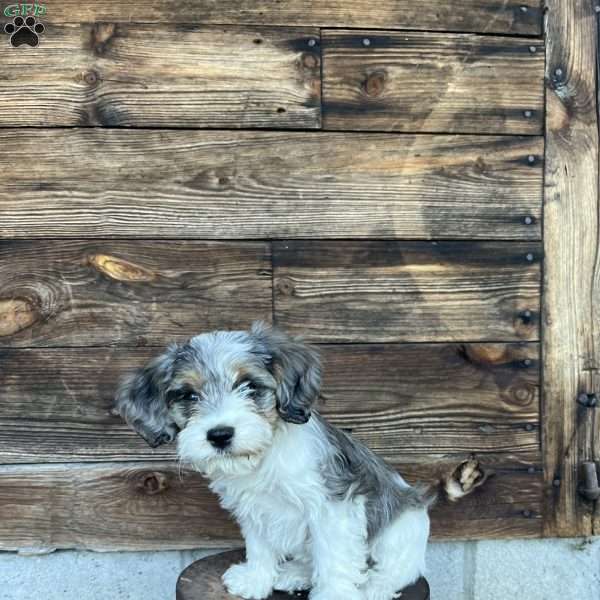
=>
[223,562,274,600]
[443,457,493,502]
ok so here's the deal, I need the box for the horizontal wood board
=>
[322,31,545,134]
[0,457,542,551]
[0,240,272,347]
[273,241,542,342]
[0,130,543,240]
[0,24,321,128]
[38,1,543,35]
[0,343,539,463]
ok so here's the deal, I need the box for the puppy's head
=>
[114,322,321,476]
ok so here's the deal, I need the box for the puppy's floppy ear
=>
[114,345,180,448]
[249,321,321,424]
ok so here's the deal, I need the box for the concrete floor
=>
[0,538,598,599]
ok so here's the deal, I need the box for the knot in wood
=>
[88,254,156,282]
[301,52,319,69]
[0,298,38,337]
[90,23,117,56]
[363,71,387,98]
[139,472,169,495]
[512,384,534,405]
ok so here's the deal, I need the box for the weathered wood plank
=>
[322,31,545,134]
[0,457,542,551]
[0,343,539,463]
[0,130,543,240]
[273,241,541,343]
[0,24,320,128]
[0,240,272,347]
[542,0,600,537]
[24,1,543,35]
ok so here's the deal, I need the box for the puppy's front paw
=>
[274,559,312,592]
[223,562,274,600]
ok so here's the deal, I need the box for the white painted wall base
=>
[0,538,598,600]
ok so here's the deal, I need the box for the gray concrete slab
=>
[0,539,598,600]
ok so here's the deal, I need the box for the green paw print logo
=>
[4,14,44,46]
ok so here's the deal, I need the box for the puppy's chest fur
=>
[209,421,327,555]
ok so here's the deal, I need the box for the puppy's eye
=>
[168,389,201,405]
[184,391,201,402]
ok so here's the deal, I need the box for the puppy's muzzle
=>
[207,426,235,449]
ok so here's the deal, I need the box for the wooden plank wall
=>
[0,0,552,550]
[542,1,600,537]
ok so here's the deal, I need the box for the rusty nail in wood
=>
[577,392,597,407]
[308,38,317,47]
[524,423,534,431]
[529,45,537,53]
[579,462,600,501]
[523,109,533,118]
[522,509,532,518]
[362,38,371,47]
[552,477,561,487]
[84,70,98,85]
[527,155,536,164]
[577,392,589,406]
[526,252,534,261]
[524,216,533,225]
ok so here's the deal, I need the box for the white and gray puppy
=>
[115,322,454,600]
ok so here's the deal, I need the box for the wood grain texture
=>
[542,0,600,537]
[322,31,545,134]
[0,129,543,240]
[0,343,539,463]
[0,240,271,347]
[0,24,320,128]
[0,456,542,551]
[42,1,542,35]
[273,241,542,343]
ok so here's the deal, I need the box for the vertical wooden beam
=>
[543,0,599,536]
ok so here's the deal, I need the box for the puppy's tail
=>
[423,457,494,505]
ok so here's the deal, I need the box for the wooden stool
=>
[177,549,430,600]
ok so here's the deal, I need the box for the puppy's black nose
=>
[207,426,235,449]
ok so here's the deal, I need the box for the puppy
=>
[115,323,471,600]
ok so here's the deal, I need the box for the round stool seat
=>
[176,549,430,600]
